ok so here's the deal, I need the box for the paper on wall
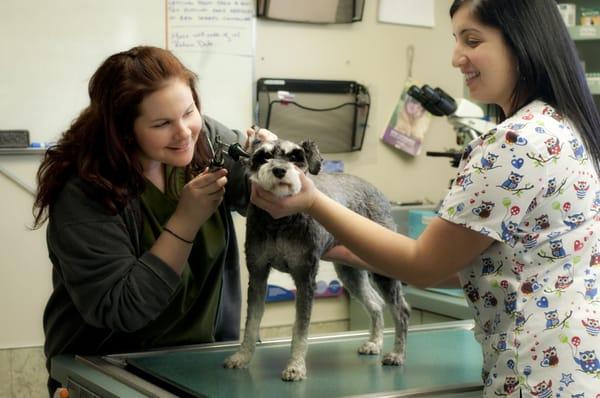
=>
[378,0,435,28]
[381,79,431,156]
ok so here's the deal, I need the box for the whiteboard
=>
[0,0,255,145]
[167,0,255,131]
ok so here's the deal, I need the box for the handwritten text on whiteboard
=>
[167,0,253,56]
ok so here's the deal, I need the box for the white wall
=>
[0,0,462,348]
[0,156,50,348]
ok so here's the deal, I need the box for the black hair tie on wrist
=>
[163,227,194,244]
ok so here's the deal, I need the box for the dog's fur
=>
[223,139,410,381]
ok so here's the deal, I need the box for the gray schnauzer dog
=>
[223,139,410,381]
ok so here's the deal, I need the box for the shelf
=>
[0,147,46,155]
[569,25,600,40]
[589,77,600,95]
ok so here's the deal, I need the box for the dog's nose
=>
[272,167,286,179]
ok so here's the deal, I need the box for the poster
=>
[381,80,431,156]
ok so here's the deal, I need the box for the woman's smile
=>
[167,141,193,152]
[464,71,481,86]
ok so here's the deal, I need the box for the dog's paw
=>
[357,341,381,355]
[381,352,405,366]
[281,361,306,381]
[223,351,252,369]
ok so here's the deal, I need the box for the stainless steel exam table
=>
[51,320,483,397]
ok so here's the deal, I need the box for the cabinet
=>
[348,286,471,330]
[565,1,600,107]
[570,25,600,96]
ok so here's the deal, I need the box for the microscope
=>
[408,84,496,167]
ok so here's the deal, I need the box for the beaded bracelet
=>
[163,227,194,244]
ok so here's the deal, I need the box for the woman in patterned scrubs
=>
[251,1,600,396]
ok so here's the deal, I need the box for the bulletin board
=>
[0,0,255,145]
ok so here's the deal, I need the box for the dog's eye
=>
[288,150,305,163]
[260,152,273,162]
[252,150,273,167]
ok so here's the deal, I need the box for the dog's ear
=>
[300,140,322,175]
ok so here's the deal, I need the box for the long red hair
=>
[33,46,210,228]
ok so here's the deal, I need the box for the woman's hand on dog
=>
[251,172,317,219]
[244,126,278,150]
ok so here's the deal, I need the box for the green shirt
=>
[136,167,227,347]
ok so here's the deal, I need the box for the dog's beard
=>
[251,164,302,198]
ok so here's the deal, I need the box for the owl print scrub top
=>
[439,100,600,397]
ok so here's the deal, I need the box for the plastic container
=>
[408,209,437,239]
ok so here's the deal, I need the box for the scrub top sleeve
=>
[438,124,547,245]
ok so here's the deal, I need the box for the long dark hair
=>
[33,46,211,228]
[450,0,600,168]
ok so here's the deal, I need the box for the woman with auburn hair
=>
[33,46,275,395]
